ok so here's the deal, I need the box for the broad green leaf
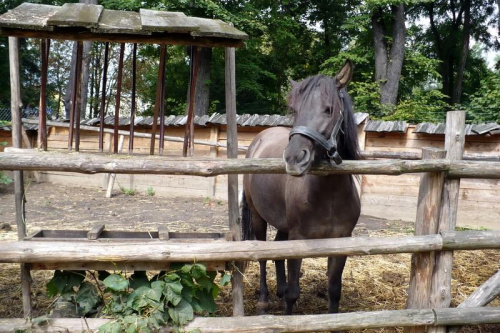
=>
[168,299,194,326]
[165,282,183,306]
[181,264,193,274]
[97,270,111,281]
[151,280,165,295]
[196,290,217,313]
[196,276,213,292]
[98,321,121,333]
[191,264,207,280]
[220,272,231,286]
[129,271,150,290]
[103,274,129,292]
[75,282,101,315]
[127,286,161,311]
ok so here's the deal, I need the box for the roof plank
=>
[92,9,148,35]
[140,9,197,33]
[0,3,60,31]
[189,17,248,40]
[47,3,104,29]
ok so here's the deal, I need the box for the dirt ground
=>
[0,181,499,332]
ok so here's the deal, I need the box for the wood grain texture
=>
[429,111,466,333]
[3,150,500,178]
[1,231,499,264]
[0,308,499,332]
[406,149,446,331]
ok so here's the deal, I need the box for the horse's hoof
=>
[256,301,270,314]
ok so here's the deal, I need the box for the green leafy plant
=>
[0,142,12,185]
[45,264,231,333]
[120,186,137,196]
[146,186,156,197]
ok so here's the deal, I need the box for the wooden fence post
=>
[9,36,32,318]
[225,46,244,317]
[405,147,446,333]
[429,110,466,333]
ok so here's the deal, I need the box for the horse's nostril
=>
[298,149,310,164]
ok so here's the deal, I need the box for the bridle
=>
[288,89,345,165]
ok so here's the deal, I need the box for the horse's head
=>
[284,60,354,176]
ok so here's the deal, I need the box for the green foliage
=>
[146,186,155,197]
[46,264,230,333]
[384,88,449,123]
[0,142,12,185]
[120,186,137,196]
[465,71,500,123]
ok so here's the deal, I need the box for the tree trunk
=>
[63,43,77,119]
[452,0,471,105]
[372,4,406,108]
[186,46,212,116]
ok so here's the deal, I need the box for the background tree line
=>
[0,0,499,124]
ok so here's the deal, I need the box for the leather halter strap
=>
[289,91,345,165]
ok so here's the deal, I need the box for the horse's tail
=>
[241,190,254,241]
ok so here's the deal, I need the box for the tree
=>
[422,0,497,105]
[371,2,406,110]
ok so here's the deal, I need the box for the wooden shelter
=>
[0,2,247,318]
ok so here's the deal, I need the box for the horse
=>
[241,60,361,318]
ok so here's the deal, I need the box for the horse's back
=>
[246,127,290,159]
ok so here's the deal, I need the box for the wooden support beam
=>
[106,135,125,198]
[449,270,500,333]
[38,38,49,151]
[0,308,499,333]
[360,150,499,162]
[129,42,137,154]
[224,46,243,316]
[406,148,446,333]
[158,45,167,155]
[3,150,500,178]
[429,111,466,333]
[8,36,31,318]
[150,44,166,155]
[183,46,201,157]
[113,43,125,153]
[68,41,83,151]
[98,42,109,153]
[0,231,498,265]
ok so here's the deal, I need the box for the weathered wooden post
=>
[68,41,83,150]
[98,42,109,153]
[9,36,31,317]
[225,46,244,316]
[113,43,125,153]
[150,44,166,155]
[129,43,137,154]
[183,46,201,157]
[38,38,49,151]
[405,147,446,333]
[429,110,466,333]
[158,45,167,155]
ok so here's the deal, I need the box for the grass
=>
[119,186,137,196]
[146,186,155,197]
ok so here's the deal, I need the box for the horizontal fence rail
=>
[1,308,499,333]
[1,149,500,178]
[361,150,500,162]
[0,231,498,264]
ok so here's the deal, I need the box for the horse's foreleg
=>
[274,231,288,298]
[256,260,269,314]
[284,258,302,315]
[327,256,347,314]
[253,213,269,314]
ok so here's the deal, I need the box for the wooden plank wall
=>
[362,125,500,230]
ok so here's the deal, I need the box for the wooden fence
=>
[1,111,500,332]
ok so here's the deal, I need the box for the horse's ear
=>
[289,79,298,89]
[335,59,354,89]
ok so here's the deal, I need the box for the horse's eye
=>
[324,107,331,114]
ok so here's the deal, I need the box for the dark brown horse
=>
[242,60,361,317]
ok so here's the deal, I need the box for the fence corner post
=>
[428,110,466,333]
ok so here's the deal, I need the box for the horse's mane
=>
[287,75,361,161]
